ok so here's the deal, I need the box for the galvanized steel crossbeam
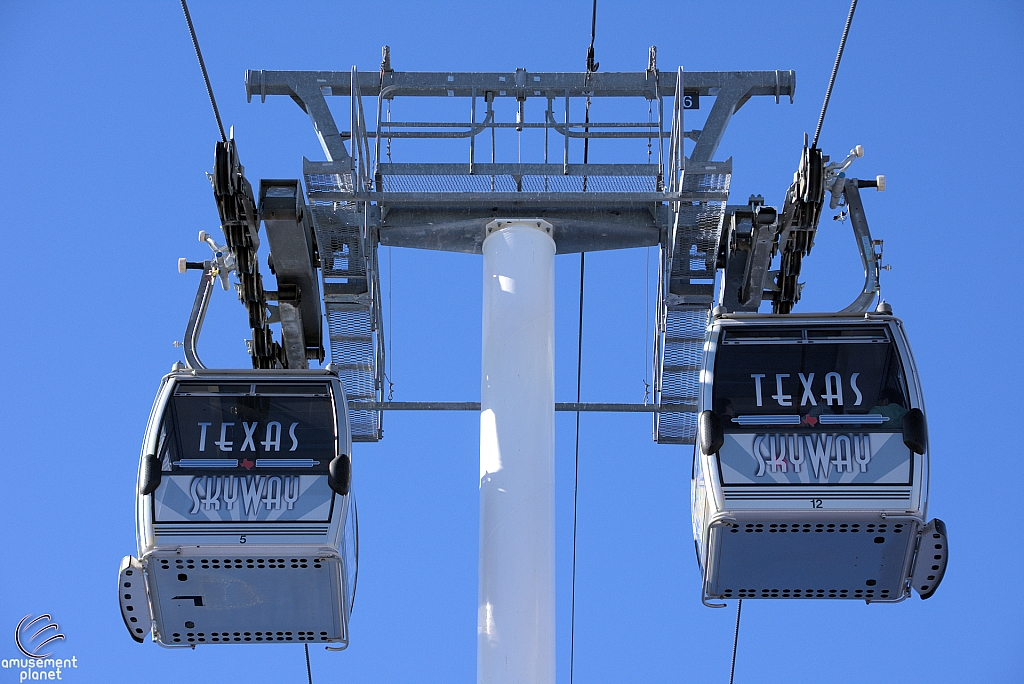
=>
[246,69,794,101]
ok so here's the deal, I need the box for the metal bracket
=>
[838,181,883,313]
[719,199,779,312]
[211,138,283,369]
[268,287,308,369]
[259,179,325,366]
[182,261,214,370]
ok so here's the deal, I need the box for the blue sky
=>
[1,1,1021,682]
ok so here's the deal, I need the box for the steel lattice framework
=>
[241,59,796,443]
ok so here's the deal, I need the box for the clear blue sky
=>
[1,1,1021,682]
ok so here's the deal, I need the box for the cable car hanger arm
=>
[179,259,214,369]
[717,144,886,314]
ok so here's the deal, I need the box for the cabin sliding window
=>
[159,382,337,471]
[713,327,908,425]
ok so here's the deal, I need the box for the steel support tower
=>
[239,55,796,681]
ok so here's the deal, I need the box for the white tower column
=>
[479,219,556,684]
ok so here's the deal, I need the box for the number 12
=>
[810,499,823,509]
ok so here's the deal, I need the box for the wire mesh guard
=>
[656,169,731,444]
[325,307,379,440]
[304,168,382,441]
[307,172,354,197]
[656,308,708,443]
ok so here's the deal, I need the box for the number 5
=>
[239,534,247,544]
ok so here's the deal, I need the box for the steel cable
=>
[812,0,858,149]
[585,0,599,74]
[387,246,395,401]
[179,0,226,143]
[644,247,651,402]
[569,250,585,684]
[728,599,743,684]
[304,643,313,683]
[571,5,598,681]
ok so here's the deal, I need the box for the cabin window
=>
[159,382,337,471]
[713,327,908,428]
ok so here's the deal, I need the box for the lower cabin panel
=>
[708,520,916,601]
[147,555,345,645]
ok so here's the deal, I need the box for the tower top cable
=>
[812,0,858,149]
[180,0,227,143]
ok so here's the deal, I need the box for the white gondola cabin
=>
[692,310,947,604]
[118,366,357,646]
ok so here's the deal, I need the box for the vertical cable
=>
[582,0,598,188]
[644,247,651,402]
[582,93,592,192]
[386,98,393,163]
[304,643,313,684]
[385,101,395,399]
[585,0,599,74]
[571,6,598,682]
[569,251,585,684]
[728,599,743,684]
[812,0,858,149]
[179,0,226,143]
[387,246,394,401]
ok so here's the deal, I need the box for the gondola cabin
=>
[118,367,357,647]
[692,310,947,604]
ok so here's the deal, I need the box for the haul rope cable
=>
[812,0,858,149]
[728,600,743,684]
[727,1,859,680]
[179,4,318,680]
[569,242,586,684]
[179,0,226,143]
[570,2,600,682]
